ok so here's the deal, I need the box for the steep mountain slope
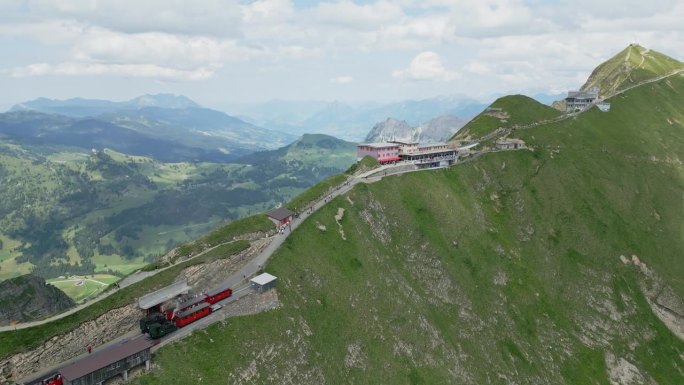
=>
[364,118,413,142]
[137,69,684,383]
[581,44,684,97]
[0,274,74,324]
[365,115,466,143]
[452,95,561,140]
[417,114,468,142]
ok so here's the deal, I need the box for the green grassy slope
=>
[582,44,684,97]
[452,95,561,140]
[136,76,684,383]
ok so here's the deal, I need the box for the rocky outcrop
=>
[621,254,684,341]
[364,118,413,143]
[0,304,140,384]
[364,115,466,144]
[0,274,75,326]
[416,115,468,142]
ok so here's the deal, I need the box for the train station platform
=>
[138,280,190,310]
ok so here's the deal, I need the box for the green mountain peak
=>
[581,44,684,97]
[452,94,560,140]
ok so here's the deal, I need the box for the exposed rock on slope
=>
[416,115,468,142]
[364,118,413,142]
[0,274,74,325]
[365,115,466,143]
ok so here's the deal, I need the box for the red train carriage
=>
[174,302,212,327]
[205,284,233,304]
[168,295,208,320]
[139,281,233,339]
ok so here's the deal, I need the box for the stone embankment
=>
[1,304,139,384]
[620,254,684,341]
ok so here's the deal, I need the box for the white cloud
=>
[1,0,683,100]
[72,28,252,67]
[393,51,459,81]
[0,19,87,44]
[330,75,353,84]
[9,62,214,80]
[16,0,244,37]
[307,0,404,31]
[465,60,492,75]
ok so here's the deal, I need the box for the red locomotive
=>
[140,284,232,339]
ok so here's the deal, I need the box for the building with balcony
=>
[356,143,401,164]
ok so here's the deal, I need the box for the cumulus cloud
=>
[0,0,683,96]
[307,0,404,31]
[330,75,353,84]
[71,28,253,67]
[13,0,243,37]
[8,62,214,80]
[393,51,459,81]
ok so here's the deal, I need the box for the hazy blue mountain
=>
[10,94,199,117]
[531,92,567,105]
[126,94,199,109]
[361,96,484,126]
[7,95,296,159]
[225,96,487,141]
[364,114,467,143]
[101,106,295,153]
[0,111,239,162]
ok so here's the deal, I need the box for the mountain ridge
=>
[128,45,684,383]
[452,94,561,140]
[364,115,467,143]
[0,102,296,163]
[10,93,200,116]
[581,44,684,97]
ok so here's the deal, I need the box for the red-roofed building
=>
[356,143,400,164]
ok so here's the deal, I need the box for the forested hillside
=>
[0,134,355,282]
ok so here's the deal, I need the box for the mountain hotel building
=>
[356,143,401,164]
[357,141,456,167]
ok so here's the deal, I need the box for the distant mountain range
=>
[4,94,295,162]
[364,115,468,143]
[10,94,200,116]
[226,96,488,141]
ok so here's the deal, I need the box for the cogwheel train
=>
[138,282,233,339]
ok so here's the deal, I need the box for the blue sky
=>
[1,0,683,111]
